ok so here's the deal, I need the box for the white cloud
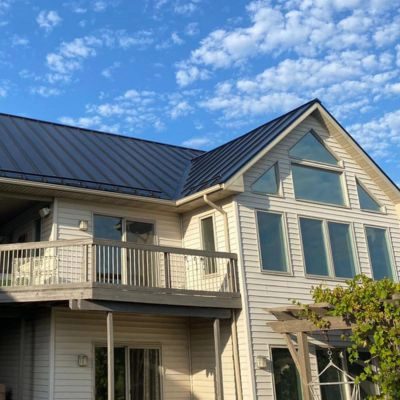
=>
[46,30,153,81]
[171,32,183,45]
[36,10,61,32]
[101,62,121,79]
[348,110,400,158]
[11,35,29,46]
[184,22,199,36]
[30,86,61,97]
[169,100,192,119]
[176,0,399,86]
[0,86,7,97]
[182,136,212,148]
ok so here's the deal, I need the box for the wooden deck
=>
[0,239,241,309]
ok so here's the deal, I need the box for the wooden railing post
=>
[164,252,171,288]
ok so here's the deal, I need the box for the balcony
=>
[0,239,240,309]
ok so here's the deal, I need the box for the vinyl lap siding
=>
[237,114,400,399]
[52,309,191,400]
[182,200,254,399]
[56,199,182,248]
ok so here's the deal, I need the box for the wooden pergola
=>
[265,303,353,400]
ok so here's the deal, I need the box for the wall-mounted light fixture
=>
[256,355,268,369]
[39,207,51,218]
[79,220,89,231]
[77,354,88,367]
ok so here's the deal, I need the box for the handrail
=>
[0,239,237,259]
[0,238,93,251]
[92,239,238,259]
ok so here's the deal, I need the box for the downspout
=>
[203,195,243,400]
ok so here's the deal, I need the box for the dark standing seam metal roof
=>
[0,114,203,200]
[4,98,393,201]
[180,99,320,196]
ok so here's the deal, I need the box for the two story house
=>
[0,99,398,400]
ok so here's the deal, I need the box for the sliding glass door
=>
[93,215,156,286]
[95,346,162,400]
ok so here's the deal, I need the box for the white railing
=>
[0,239,239,294]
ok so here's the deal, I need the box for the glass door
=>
[94,215,123,283]
[126,221,157,287]
[95,346,161,400]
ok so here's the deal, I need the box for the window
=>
[356,180,381,212]
[256,211,288,272]
[300,218,357,278]
[272,348,302,400]
[201,216,217,274]
[292,164,345,206]
[365,227,394,280]
[290,131,338,165]
[95,346,161,400]
[251,163,279,195]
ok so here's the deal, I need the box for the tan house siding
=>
[182,200,255,399]
[56,199,182,248]
[52,309,192,400]
[236,113,400,399]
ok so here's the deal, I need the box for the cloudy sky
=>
[0,0,399,182]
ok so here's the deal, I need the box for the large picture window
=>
[300,217,357,278]
[256,211,288,272]
[365,227,394,280]
[292,164,345,206]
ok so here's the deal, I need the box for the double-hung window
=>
[365,226,394,280]
[256,211,289,273]
[299,217,357,278]
[290,131,346,206]
[201,215,217,274]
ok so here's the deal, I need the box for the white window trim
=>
[291,161,350,208]
[199,213,219,276]
[255,209,292,276]
[364,224,398,281]
[356,178,385,214]
[298,215,360,280]
[289,129,340,167]
[251,161,283,197]
[93,342,164,400]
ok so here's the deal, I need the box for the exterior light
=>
[39,207,51,218]
[79,220,89,231]
[77,354,88,367]
[256,355,268,369]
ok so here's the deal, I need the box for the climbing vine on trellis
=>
[299,275,400,400]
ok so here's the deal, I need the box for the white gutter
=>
[203,194,243,400]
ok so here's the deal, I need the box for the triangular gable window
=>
[357,180,381,212]
[251,163,279,195]
[289,131,338,165]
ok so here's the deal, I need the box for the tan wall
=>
[53,309,192,399]
[236,113,400,399]
[56,199,182,248]
[182,200,255,399]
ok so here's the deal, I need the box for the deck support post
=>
[297,332,312,400]
[107,312,114,400]
[231,311,243,400]
[213,318,224,400]
[18,318,25,400]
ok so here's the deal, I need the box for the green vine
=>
[296,275,400,399]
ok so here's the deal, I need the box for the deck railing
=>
[0,239,239,294]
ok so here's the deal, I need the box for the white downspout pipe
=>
[203,194,243,400]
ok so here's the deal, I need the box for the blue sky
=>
[0,0,399,183]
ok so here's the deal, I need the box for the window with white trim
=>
[290,131,346,206]
[299,217,357,278]
[256,211,289,273]
[251,162,280,195]
[356,180,381,212]
[365,226,394,280]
